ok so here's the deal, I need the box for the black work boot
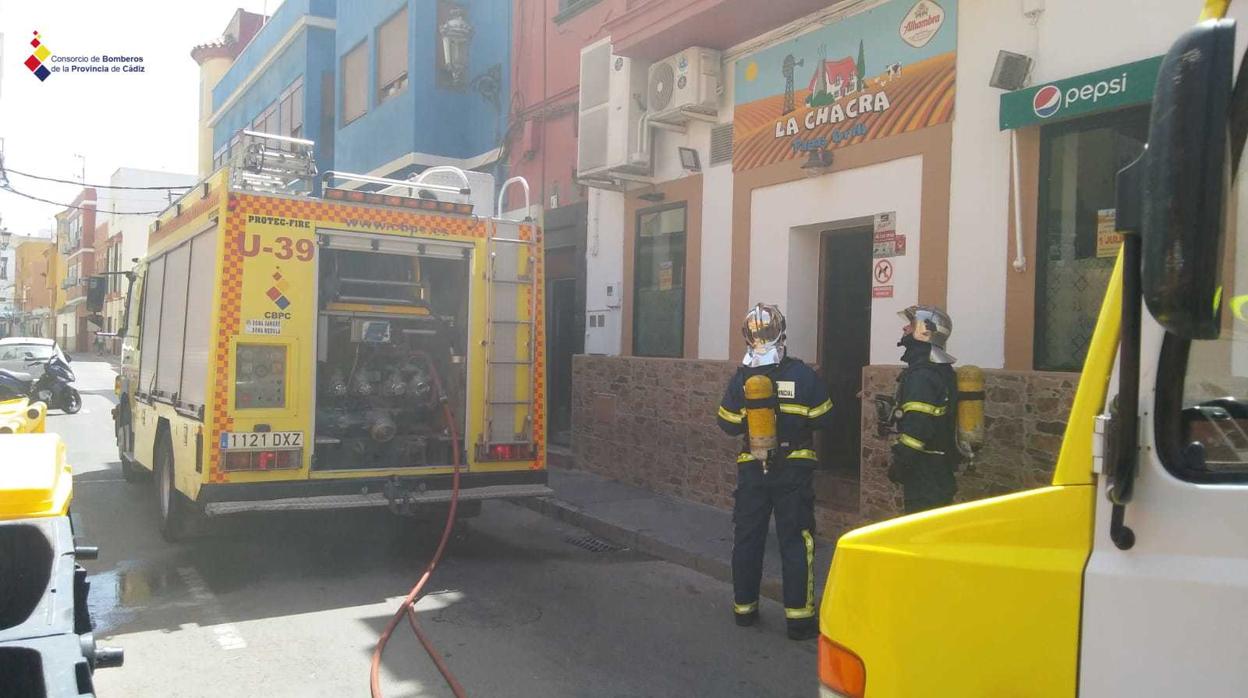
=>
[734,609,759,627]
[786,617,818,641]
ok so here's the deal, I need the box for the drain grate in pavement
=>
[564,533,625,553]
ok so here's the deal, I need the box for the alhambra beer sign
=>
[732,0,957,172]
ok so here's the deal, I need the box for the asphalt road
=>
[55,360,818,698]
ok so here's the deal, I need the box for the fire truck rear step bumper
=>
[202,484,554,516]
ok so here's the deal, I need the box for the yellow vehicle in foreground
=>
[113,133,550,540]
[1,424,124,695]
[818,4,1248,697]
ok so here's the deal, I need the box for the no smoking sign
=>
[874,259,893,284]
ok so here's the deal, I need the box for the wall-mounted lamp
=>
[989,50,1033,91]
[677,147,701,173]
[439,5,474,89]
[638,191,666,203]
[800,148,834,177]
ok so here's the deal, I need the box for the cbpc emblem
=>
[267,271,291,310]
[1033,84,1062,118]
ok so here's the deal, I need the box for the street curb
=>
[519,495,786,603]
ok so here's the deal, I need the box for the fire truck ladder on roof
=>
[229,130,317,194]
[479,178,538,461]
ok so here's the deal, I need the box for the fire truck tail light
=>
[478,443,534,462]
[819,636,866,698]
[224,451,252,470]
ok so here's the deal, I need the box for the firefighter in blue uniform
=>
[717,303,832,640]
[887,305,959,514]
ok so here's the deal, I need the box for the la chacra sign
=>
[998,56,1162,130]
[732,0,957,172]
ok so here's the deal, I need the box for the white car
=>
[0,337,70,380]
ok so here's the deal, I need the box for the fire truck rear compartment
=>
[313,247,469,470]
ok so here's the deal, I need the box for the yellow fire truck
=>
[817,3,1248,696]
[112,133,549,540]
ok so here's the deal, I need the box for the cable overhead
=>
[3,166,194,190]
[0,185,169,215]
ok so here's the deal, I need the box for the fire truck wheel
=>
[154,435,190,542]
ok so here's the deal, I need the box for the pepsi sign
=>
[1032,85,1062,118]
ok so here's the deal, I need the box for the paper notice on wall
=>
[658,261,673,291]
[873,233,907,258]
[1096,208,1123,258]
[874,211,896,235]
[872,285,894,299]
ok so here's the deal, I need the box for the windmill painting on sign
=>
[732,0,957,172]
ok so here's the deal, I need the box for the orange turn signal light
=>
[819,635,866,698]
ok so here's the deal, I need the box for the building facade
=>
[559,0,1208,538]
[505,0,629,444]
[4,233,57,337]
[0,236,13,337]
[192,10,267,178]
[201,0,337,179]
[195,0,512,191]
[54,189,97,353]
[333,0,512,180]
[12,236,56,338]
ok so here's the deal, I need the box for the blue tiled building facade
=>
[205,0,511,185]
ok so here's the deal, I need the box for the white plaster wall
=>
[750,155,923,365]
[1032,1,1204,84]
[585,187,626,355]
[945,0,1032,368]
[698,161,733,360]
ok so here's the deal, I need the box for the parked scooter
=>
[0,353,81,414]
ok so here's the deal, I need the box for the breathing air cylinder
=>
[744,375,778,470]
[956,365,985,461]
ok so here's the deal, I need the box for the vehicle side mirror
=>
[1138,18,1236,339]
[64,354,73,363]
[23,352,34,360]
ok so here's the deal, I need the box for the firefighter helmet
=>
[898,305,955,364]
[742,303,786,367]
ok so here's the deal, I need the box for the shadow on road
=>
[78,463,651,641]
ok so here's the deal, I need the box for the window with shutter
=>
[342,41,368,125]
[377,8,408,104]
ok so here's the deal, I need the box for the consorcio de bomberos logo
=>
[25,31,52,81]
[24,30,146,81]
[1032,84,1062,118]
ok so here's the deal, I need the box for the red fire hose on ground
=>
[369,354,468,698]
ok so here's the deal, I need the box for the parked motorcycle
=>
[0,353,81,414]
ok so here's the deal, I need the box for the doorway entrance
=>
[541,202,588,448]
[817,227,873,494]
[547,277,577,445]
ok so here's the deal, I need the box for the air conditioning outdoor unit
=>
[646,47,721,124]
[577,38,650,179]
